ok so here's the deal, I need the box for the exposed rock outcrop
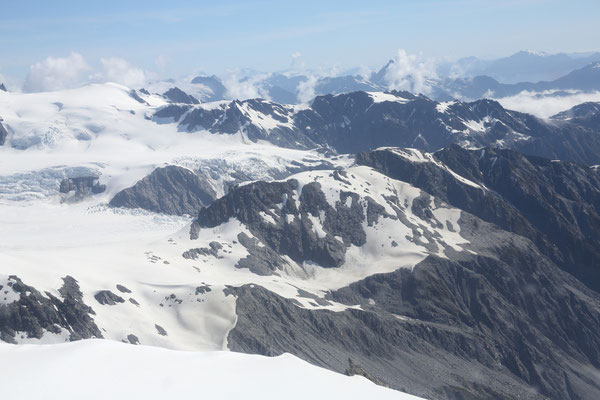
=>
[162,87,200,105]
[0,275,102,343]
[227,216,600,399]
[191,178,370,272]
[0,119,8,146]
[59,176,106,200]
[182,241,223,260]
[157,91,600,164]
[358,146,600,293]
[94,290,125,306]
[109,165,217,216]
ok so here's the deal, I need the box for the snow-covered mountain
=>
[149,89,600,165]
[551,101,600,128]
[2,82,600,399]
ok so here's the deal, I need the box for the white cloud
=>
[223,74,270,100]
[356,65,374,80]
[296,75,318,103]
[97,57,147,87]
[383,49,437,94]
[22,53,150,92]
[23,52,91,92]
[495,90,600,118]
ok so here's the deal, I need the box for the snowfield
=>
[0,163,471,349]
[0,83,472,352]
[0,340,422,399]
[0,83,337,201]
[0,83,474,398]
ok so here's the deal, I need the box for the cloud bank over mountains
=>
[10,48,437,95]
[21,52,149,93]
[496,90,600,119]
[22,52,91,92]
[96,57,147,88]
[4,49,600,121]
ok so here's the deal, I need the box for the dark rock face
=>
[155,324,167,336]
[180,99,318,149]
[0,275,102,343]
[357,147,539,239]
[306,92,600,164]
[109,165,216,216]
[195,285,211,295]
[182,241,223,260]
[358,146,600,293]
[94,290,125,306]
[214,147,600,399]
[153,104,190,122]
[116,284,131,294]
[157,91,600,164]
[127,334,139,345]
[227,222,600,400]
[552,102,600,129]
[0,83,6,92]
[235,232,292,276]
[162,87,200,105]
[59,176,106,199]
[345,358,388,388]
[304,91,445,153]
[129,89,148,105]
[191,177,369,273]
[0,120,7,146]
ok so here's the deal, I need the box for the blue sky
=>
[1,0,599,79]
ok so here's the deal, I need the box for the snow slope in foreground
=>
[0,340,422,400]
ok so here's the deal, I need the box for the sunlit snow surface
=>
[0,340,422,400]
[0,83,331,201]
[0,84,470,356]
[0,84,336,349]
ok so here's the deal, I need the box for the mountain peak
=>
[515,49,549,57]
[162,87,200,105]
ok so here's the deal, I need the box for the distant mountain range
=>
[152,89,600,165]
[2,82,600,399]
[3,50,599,107]
[174,52,600,106]
[438,50,600,83]
[183,72,384,105]
[437,61,600,100]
